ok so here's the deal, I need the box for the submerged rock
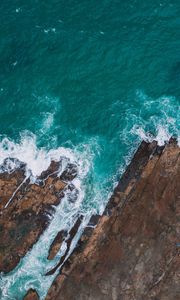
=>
[46,140,180,300]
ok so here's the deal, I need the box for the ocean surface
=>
[0,0,179,299]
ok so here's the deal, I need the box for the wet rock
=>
[48,230,67,260]
[23,289,39,300]
[77,214,101,246]
[88,214,101,227]
[66,183,79,203]
[60,163,78,181]
[105,140,160,215]
[46,140,180,300]
[0,157,26,174]
[46,215,84,276]
[38,161,61,181]
[0,163,67,273]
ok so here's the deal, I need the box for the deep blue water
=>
[0,0,179,299]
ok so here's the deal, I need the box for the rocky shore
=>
[0,159,77,274]
[45,139,180,300]
[0,139,179,300]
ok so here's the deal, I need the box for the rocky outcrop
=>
[23,289,39,300]
[0,139,179,300]
[0,160,66,273]
[48,230,67,260]
[46,139,180,300]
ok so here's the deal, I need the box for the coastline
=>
[0,139,179,300]
[45,138,180,300]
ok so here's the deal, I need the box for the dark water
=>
[0,1,179,299]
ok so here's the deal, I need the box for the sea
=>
[0,0,179,299]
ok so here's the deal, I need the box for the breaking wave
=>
[0,132,89,181]
[0,90,179,299]
[122,91,179,146]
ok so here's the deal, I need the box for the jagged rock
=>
[0,161,67,273]
[48,230,67,260]
[38,161,61,181]
[46,140,180,300]
[60,163,78,182]
[46,215,84,276]
[23,289,39,300]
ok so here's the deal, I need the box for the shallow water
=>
[0,0,179,299]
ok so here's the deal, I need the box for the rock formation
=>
[0,160,67,273]
[0,139,179,300]
[46,139,180,300]
[23,289,39,300]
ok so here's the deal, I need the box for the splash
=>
[0,132,88,181]
[129,91,180,146]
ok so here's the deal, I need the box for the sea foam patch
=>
[129,91,180,146]
[0,133,88,181]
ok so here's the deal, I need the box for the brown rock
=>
[23,289,39,300]
[0,160,66,273]
[48,230,67,260]
[46,216,83,276]
[46,140,180,300]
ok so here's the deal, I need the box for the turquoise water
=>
[0,0,180,299]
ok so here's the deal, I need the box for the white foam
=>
[43,28,56,34]
[39,112,54,136]
[0,133,82,180]
[131,126,154,143]
[130,91,179,146]
[132,125,173,146]
[12,61,18,66]
[154,125,172,146]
